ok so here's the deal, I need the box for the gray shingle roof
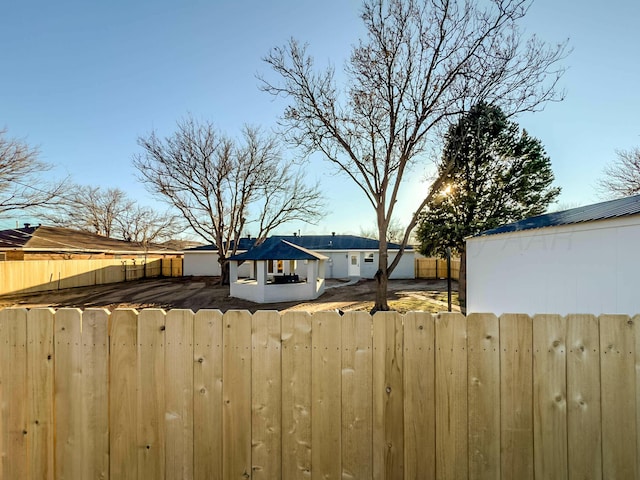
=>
[477,194,640,237]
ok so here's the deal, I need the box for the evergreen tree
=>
[416,102,560,310]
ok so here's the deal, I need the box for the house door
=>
[348,252,360,277]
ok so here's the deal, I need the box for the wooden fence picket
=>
[403,311,436,479]
[80,309,109,479]
[251,310,282,479]
[373,311,405,479]
[164,309,194,479]
[467,313,500,480]
[435,312,468,480]
[27,308,55,480]
[500,313,534,479]
[54,309,83,480]
[137,309,166,479]
[109,309,138,480]
[222,310,252,479]
[0,308,28,479]
[311,311,342,480]
[566,314,602,479]
[532,314,568,478]
[281,311,312,480]
[341,311,373,479]
[600,314,637,479]
[193,309,224,480]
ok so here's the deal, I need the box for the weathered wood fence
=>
[415,257,461,280]
[0,258,183,296]
[1,308,638,479]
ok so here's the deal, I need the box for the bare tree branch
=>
[597,147,640,198]
[0,128,67,217]
[43,184,182,243]
[133,116,325,284]
[260,0,568,310]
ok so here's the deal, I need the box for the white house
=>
[183,234,415,279]
[228,238,327,303]
[466,194,640,316]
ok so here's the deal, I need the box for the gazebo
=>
[228,238,327,303]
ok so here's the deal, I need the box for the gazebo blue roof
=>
[229,238,328,262]
[477,194,640,237]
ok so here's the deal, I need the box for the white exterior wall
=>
[466,216,640,316]
[183,251,221,276]
[297,250,415,279]
[388,251,415,279]
[183,251,251,277]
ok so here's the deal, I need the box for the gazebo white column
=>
[256,260,268,285]
[306,260,316,284]
[230,261,239,283]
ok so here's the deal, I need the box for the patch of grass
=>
[346,297,457,314]
[389,298,454,313]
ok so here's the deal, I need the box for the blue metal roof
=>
[229,238,328,261]
[273,234,410,250]
[187,234,411,252]
[477,194,640,237]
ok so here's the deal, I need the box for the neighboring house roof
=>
[229,238,328,261]
[0,225,181,254]
[185,237,256,252]
[159,239,203,250]
[187,234,412,253]
[476,194,640,237]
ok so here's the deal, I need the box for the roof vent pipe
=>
[24,223,31,228]
[332,232,335,237]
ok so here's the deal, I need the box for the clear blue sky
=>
[2,0,639,237]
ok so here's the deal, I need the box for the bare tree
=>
[261,0,568,310]
[45,184,182,243]
[116,204,184,245]
[360,217,406,243]
[0,128,66,217]
[598,147,640,198]
[133,117,325,284]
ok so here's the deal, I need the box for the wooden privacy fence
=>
[1,308,639,479]
[0,258,183,296]
[415,257,461,280]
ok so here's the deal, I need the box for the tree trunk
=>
[219,258,230,286]
[373,268,390,312]
[373,219,390,312]
[458,248,467,315]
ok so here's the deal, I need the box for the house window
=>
[351,256,358,265]
[0,253,5,261]
[277,260,283,273]
[268,261,274,274]
[289,260,296,272]
[364,253,374,263]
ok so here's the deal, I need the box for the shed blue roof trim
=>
[229,238,328,261]
[477,194,640,237]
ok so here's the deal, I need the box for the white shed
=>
[466,194,640,316]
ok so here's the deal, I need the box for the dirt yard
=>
[0,277,459,313]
